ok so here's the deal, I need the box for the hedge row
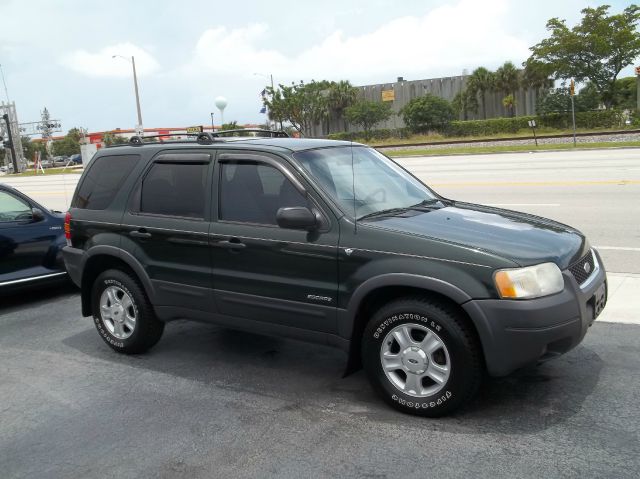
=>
[327,128,410,142]
[328,110,625,141]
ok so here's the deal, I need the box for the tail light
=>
[64,211,72,246]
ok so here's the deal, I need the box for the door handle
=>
[215,239,246,250]
[130,229,152,239]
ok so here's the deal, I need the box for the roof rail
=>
[212,128,289,138]
[126,132,219,146]
[117,128,289,147]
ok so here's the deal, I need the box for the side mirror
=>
[276,207,318,230]
[31,207,45,222]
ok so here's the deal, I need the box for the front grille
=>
[568,250,595,285]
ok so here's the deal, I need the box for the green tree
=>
[521,60,554,92]
[536,83,602,114]
[611,77,637,109]
[327,80,359,132]
[452,88,479,120]
[102,131,128,146]
[467,67,495,119]
[344,101,392,140]
[264,80,331,136]
[21,137,47,162]
[528,4,640,108]
[220,121,243,131]
[51,128,84,156]
[400,94,455,133]
[495,61,521,117]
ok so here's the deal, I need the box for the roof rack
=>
[211,129,289,138]
[119,129,289,147]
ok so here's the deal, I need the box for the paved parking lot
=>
[1,284,639,478]
[2,148,639,478]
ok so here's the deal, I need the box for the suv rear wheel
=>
[91,269,164,354]
[362,297,482,416]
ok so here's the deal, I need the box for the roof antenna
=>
[351,141,357,234]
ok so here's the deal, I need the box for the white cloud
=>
[61,42,160,78]
[188,0,531,84]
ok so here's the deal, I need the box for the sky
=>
[0,0,635,134]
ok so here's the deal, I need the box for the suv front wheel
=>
[91,269,164,354]
[362,297,482,416]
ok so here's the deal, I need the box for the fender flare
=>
[339,273,473,339]
[80,245,155,316]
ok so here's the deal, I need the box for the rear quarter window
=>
[73,154,139,210]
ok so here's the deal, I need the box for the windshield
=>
[294,146,437,219]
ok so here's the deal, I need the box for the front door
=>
[121,152,214,313]
[0,188,57,283]
[210,152,339,333]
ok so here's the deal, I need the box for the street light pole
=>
[210,112,215,131]
[131,56,143,130]
[113,55,143,134]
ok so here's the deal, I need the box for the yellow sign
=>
[381,89,395,102]
[186,126,203,134]
[570,79,575,96]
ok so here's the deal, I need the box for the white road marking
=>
[595,246,640,252]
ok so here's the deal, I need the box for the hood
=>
[364,201,587,269]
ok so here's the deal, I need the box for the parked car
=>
[63,132,607,416]
[40,158,54,169]
[53,156,69,167]
[69,154,82,165]
[0,184,67,291]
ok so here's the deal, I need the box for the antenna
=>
[351,141,357,234]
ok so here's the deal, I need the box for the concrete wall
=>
[312,74,540,137]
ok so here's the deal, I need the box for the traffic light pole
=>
[2,113,18,173]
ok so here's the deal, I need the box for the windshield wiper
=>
[358,206,412,221]
[411,198,441,208]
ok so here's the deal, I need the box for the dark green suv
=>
[63,132,607,416]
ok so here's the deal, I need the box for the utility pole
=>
[2,113,18,173]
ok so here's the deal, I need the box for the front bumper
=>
[463,249,607,377]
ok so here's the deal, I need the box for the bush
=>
[327,128,410,142]
[401,94,455,132]
[445,117,534,137]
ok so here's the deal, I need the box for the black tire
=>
[362,297,482,417]
[91,269,164,354]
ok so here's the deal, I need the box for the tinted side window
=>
[0,190,31,222]
[140,162,207,219]
[73,154,138,210]
[219,163,308,225]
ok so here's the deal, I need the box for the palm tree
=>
[452,88,479,121]
[495,61,521,117]
[327,80,359,132]
[521,59,554,97]
[467,67,495,119]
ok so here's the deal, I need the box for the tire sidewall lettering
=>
[94,278,137,349]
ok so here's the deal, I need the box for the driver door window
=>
[0,191,31,222]
[219,163,309,225]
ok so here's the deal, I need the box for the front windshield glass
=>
[294,146,437,219]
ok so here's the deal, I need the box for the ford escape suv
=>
[63,132,607,416]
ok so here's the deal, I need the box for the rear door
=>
[210,152,339,333]
[122,151,214,314]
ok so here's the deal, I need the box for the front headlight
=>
[494,262,564,299]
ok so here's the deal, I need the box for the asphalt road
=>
[3,147,639,273]
[1,284,639,478]
[394,148,640,274]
